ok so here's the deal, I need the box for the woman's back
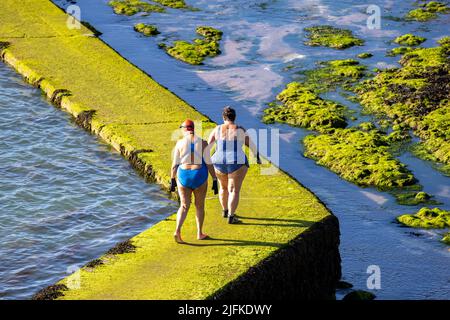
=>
[176,135,206,169]
[212,124,247,165]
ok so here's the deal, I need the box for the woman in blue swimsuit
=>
[170,119,218,243]
[208,107,261,224]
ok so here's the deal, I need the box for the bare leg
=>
[228,165,248,216]
[215,169,229,214]
[193,180,208,240]
[174,183,192,243]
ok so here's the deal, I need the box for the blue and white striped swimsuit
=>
[211,125,249,174]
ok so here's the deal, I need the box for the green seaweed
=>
[357,52,373,59]
[164,26,222,65]
[397,207,450,228]
[304,25,364,49]
[108,0,165,16]
[299,59,368,93]
[355,37,450,170]
[393,191,441,206]
[151,0,187,8]
[394,34,426,46]
[386,46,415,57]
[134,23,160,36]
[262,82,348,133]
[442,232,450,244]
[405,1,450,21]
[303,128,417,189]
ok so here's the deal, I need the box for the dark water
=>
[51,0,449,299]
[0,64,177,299]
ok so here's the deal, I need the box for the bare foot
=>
[174,233,185,244]
[197,233,209,240]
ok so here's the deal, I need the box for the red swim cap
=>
[180,119,195,132]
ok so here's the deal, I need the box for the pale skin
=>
[207,119,260,217]
[171,129,216,243]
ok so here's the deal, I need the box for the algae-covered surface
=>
[109,0,165,15]
[134,23,160,36]
[405,1,450,21]
[304,25,364,49]
[162,26,223,65]
[0,0,333,299]
[303,128,416,189]
[262,82,348,132]
[397,207,450,229]
[356,37,450,175]
[10,0,450,299]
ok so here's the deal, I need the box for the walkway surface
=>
[0,0,336,299]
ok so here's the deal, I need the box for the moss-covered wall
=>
[0,0,340,299]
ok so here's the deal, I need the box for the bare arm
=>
[207,126,217,145]
[171,143,180,179]
[203,140,217,180]
[244,129,261,163]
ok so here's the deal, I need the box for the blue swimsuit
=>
[177,142,208,190]
[211,125,249,174]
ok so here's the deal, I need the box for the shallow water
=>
[0,64,177,299]
[50,0,450,299]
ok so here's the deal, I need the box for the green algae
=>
[163,26,223,65]
[394,191,441,206]
[442,232,450,244]
[397,207,450,228]
[2,0,336,300]
[394,34,426,46]
[152,0,187,8]
[355,37,450,170]
[32,284,68,300]
[405,1,450,21]
[410,142,450,176]
[386,46,415,57]
[304,25,364,49]
[357,52,373,59]
[303,128,416,189]
[262,82,347,133]
[134,23,160,36]
[299,59,368,93]
[108,0,165,16]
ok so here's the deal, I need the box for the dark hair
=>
[222,106,236,121]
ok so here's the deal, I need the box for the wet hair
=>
[222,106,236,121]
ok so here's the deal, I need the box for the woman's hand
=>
[170,178,177,192]
[212,179,219,195]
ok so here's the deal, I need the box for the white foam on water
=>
[360,190,389,205]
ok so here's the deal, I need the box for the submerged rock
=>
[304,25,364,49]
[262,82,348,132]
[134,23,160,36]
[355,37,450,174]
[405,1,450,21]
[394,34,426,46]
[442,232,450,245]
[299,59,368,92]
[303,127,417,189]
[357,52,373,59]
[394,191,440,206]
[163,26,222,65]
[108,0,165,16]
[343,290,376,301]
[386,46,415,57]
[397,207,450,229]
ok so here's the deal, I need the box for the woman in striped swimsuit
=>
[208,107,261,224]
